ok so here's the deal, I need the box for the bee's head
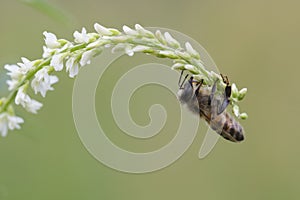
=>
[177,77,194,104]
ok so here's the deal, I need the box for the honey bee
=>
[177,71,244,142]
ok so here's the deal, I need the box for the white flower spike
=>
[0,23,248,137]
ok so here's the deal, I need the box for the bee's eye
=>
[225,86,231,98]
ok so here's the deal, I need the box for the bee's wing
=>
[198,90,224,159]
[217,93,230,115]
[198,127,220,159]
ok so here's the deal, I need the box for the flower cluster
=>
[0,23,248,137]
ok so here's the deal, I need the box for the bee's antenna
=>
[220,74,229,85]
[178,70,189,89]
[220,73,231,98]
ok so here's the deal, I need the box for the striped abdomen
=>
[206,112,244,142]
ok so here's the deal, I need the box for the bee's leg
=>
[209,79,219,120]
[218,95,230,114]
[178,70,184,87]
[178,70,189,89]
[210,79,218,102]
[194,79,204,96]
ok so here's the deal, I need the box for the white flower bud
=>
[210,71,219,77]
[43,31,60,49]
[5,64,23,80]
[135,24,154,38]
[31,67,58,97]
[0,113,24,137]
[42,46,53,58]
[164,32,180,48]
[73,27,90,43]
[123,25,138,36]
[6,79,19,91]
[108,29,121,36]
[80,49,99,66]
[155,30,167,45]
[175,50,191,60]
[184,64,199,74]
[50,53,65,71]
[15,84,43,114]
[18,57,34,73]
[239,112,248,120]
[158,50,178,58]
[231,83,238,98]
[66,57,79,78]
[94,23,112,36]
[232,105,240,117]
[238,88,247,101]
[185,42,200,59]
[125,46,134,56]
[171,63,185,70]
[24,98,43,114]
[132,45,152,53]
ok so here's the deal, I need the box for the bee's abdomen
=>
[220,112,244,142]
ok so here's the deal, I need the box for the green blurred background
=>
[0,0,299,199]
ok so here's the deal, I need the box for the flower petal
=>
[51,54,64,71]
[94,23,112,36]
[43,31,60,49]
